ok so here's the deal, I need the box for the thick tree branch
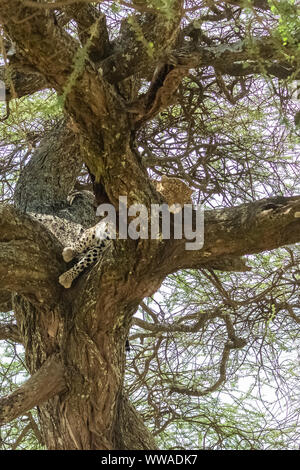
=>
[225,0,270,10]
[14,120,83,213]
[0,1,123,141]
[0,65,47,100]
[0,290,12,312]
[0,205,63,305]
[0,1,157,207]
[66,196,300,344]
[102,34,298,83]
[63,2,111,61]
[0,34,293,108]
[0,0,184,98]
[163,196,300,274]
[0,354,66,425]
[172,37,298,80]
[0,322,22,343]
[98,1,184,83]
[0,1,81,92]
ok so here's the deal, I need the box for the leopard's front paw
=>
[59,272,73,289]
[62,247,75,262]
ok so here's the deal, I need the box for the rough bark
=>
[0,204,63,305]
[0,322,21,342]
[0,64,47,100]
[0,0,299,451]
[163,196,300,274]
[0,290,12,313]
[14,120,83,213]
[0,354,66,425]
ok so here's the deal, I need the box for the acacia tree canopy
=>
[0,0,299,450]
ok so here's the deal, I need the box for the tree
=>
[0,0,299,450]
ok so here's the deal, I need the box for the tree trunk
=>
[13,287,157,449]
[6,121,158,449]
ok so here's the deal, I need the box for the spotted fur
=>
[153,176,193,212]
[58,221,114,288]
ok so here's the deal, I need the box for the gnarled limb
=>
[0,1,80,92]
[163,196,300,274]
[0,353,66,425]
[0,322,22,342]
[97,1,185,84]
[0,290,12,312]
[0,204,63,305]
[0,65,47,100]
[170,38,298,80]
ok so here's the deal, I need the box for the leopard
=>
[58,176,193,289]
[153,175,193,212]
[58,220,115,288]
